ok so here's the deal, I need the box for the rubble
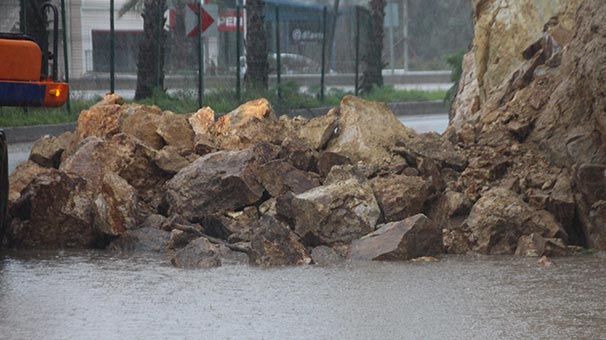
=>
[4,0,606,267]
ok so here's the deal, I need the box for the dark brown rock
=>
[249,215,312,266]
[120,105,164,150]
[349,214,442,261]
[153,146,191,175]
[7,170,101,248]
[317,151,351,178]
[171,237,222,268]
[254,160,321,197]
[165,148,265,221]
[311,245,344,265]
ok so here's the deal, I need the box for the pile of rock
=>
[5,0,606,267]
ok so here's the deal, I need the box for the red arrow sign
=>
[186,3,216,37]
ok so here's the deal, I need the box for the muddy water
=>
[0,251,604,340]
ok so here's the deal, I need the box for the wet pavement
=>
[0,251,604,340]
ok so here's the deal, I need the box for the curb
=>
[3,101,447,144]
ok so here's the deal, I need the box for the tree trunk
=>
[360,0,386,94]
[244,0,268,90]
[135,0,167,100]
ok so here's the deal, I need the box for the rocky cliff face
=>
[452,0,584,125]
[450,0,606,249]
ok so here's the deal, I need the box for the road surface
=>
[7,114,449,174]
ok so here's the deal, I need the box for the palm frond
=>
[118,0,145,17]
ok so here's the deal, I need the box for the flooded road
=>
[0,251,604,340]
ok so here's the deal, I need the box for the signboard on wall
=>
[218,9,245,32]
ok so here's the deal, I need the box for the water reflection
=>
[0,251,605,340]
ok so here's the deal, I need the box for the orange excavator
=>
[0,3,69,237]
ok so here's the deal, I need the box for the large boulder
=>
[277,178,381,246]
[165,148,266,221]
[7,170,101,248]
[349,214,443,261]
[249,215,312,266]
[327,96,415,169]
[464,188,567,254]
[370,175,431,222]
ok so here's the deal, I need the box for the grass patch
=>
[0,83,446,127]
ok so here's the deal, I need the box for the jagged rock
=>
[7,170,101,248]
[395,132,467,171]
[290,110,338,150]
[349,214,442,261]
[8,161,53,203]
[464,188,566,255]
[29,132,72,168]
[317,151,351,178]
[93,93,125,106]
[92,172,139,235]
[167,229,197,251]
[323,164,373,185]
[108,227,170,253]
[171,237,246,269]
[120,105,164,150]
[515,233,570,257]
[311,246,344,265]
[165,148,265,221]
[156,111,195,155]
[277,178,381,246]
[249,215,312,266]
[188,107,215,135]
[61,134,167,215]
[327,96,415,169]
[66,102,123,158]
[200,207,259,242]
[193,133,218,156]
[254,160,320,197]
[429,189,472,231]
[212,98,281,150]
[575,164,606,249]
[278,137,317,172]
[370,175,431,223]
[153,146,191,174]
[139,214,168,229]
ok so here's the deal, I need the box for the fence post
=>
[354,6,360,96]
[198,3,204,108]
[20,0,26,33]
[155,0,162,96]
[236,4,241,103]
[275,6,281,100]
[110,0,115,94]
[320,6,327,102]
[60,0,71,115]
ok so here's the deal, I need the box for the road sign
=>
[185,3,218,37]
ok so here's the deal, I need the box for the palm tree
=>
[360,0,386,94]
[120,0,168,100]
[244,0,269,90]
